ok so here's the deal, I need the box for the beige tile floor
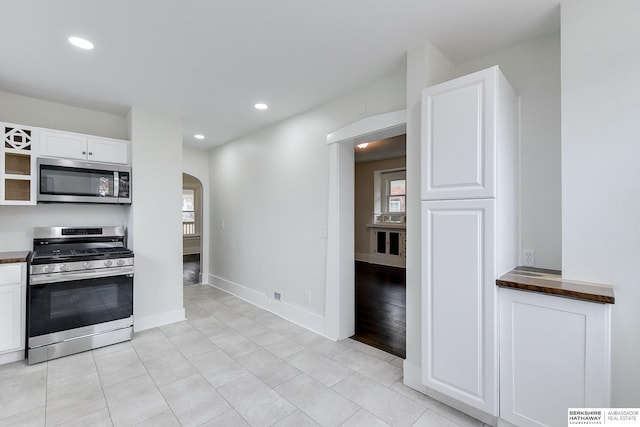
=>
[0,284,488,427]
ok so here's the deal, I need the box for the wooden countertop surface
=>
[497,266,615,304]
[0,251,30,264]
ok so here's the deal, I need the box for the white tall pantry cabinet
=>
[421,66,519,417]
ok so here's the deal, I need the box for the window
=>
[382,170,406,214]
[182,189,196,235]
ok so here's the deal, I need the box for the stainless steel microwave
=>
[37,158,131,204]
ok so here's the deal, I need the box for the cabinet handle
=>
[82,151,87,155]
[88,152,93,156]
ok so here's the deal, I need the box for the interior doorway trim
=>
[324,109,407,340]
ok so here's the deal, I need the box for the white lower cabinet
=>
[369,226,406,267]
[499,288,611,427]
[0,263,26,363]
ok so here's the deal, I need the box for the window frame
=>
[182,188,197,236]
[381,169,406,214]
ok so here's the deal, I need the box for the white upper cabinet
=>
[40,129,129,164]
[1,122,38,205]
[39,130,86,160]
[421,66,518,201]
[87,137,129,164]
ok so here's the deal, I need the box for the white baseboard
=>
[134,308,186,332]
[369,254,406,268]
[209,274,326,337]
[0,349,25,365]
[403,359,427,393]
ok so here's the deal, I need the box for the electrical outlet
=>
[273,291,282,301]
[523,249,536,267]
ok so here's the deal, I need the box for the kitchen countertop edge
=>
[497,267,615,304]
[0,251,31,264]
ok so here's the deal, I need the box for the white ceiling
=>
[0,0,560,149]
[355,135,406,164]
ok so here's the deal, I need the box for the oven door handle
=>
[30,267,134,285]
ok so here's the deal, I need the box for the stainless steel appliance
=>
[27,226,134,364]
[37,157,131,204]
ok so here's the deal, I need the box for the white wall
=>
[561,0,640,406]
[454,32,562,270]
[0,91,129,251]
[183,147,211,281]
[128,107,185,331]
[208,67,406,332]
[0,90,127,139]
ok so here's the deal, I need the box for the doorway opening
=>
[324,109,406,344]
[183,173,203,285]
[352,134,407,358]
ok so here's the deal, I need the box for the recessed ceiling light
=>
[254,103,268,110]
[356,143,369,149]
[68,36,94,50]
[194,134,205,140]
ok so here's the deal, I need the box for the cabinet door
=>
[40,130,87,160]
[1,122,38,205]
[388,231,401,255]
[87,137,129,164]
[421,199,497,415]
[499,288,611,427]
[421,67,496,200]
[0,264,25,354]
[375,230,387,254]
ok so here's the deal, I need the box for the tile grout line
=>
[90,350,114,426]
[128,332,183,426]
[44,360,48,427]
[157,315,254,426]
[183,285,479,427]
[185,290,357,426]
[188,286,403,425]
[182,311,300,425]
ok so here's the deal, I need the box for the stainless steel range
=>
[27,226,134,364]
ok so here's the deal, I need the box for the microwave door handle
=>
[114,171,119,197]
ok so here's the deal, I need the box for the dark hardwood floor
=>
[183,254,200,285]
[352,261,406,358]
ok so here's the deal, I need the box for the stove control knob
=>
[117,259,125,267]
[60,264,69,272]
[44,265,54,273]
[104,260,113,267]
[83,262,91,269]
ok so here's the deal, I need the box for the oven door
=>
[27,272,133,342]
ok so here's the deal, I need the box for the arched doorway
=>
[182,173,203,285]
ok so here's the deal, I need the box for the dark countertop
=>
[0,251,30,264]
[497,266,615,304]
